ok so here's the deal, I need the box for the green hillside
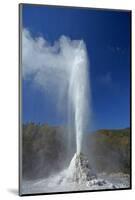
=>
[85,128,130,174]
[22,123,130,180]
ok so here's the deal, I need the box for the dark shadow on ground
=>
[8,188,18,196]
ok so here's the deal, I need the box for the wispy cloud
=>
[108,45,126,54]
[98,72,112,86]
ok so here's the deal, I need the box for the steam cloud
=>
[23,29,82,89]
[22,28,91,154]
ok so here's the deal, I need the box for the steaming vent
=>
[67,153,97,183]
[56,153,116,189]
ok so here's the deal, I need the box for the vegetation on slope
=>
[22,123,130,180]
[85,128,130,174]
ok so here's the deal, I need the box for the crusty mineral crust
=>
[70,153,97,183]
[58,153,116,189]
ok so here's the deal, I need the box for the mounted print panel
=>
[19,3,131,196]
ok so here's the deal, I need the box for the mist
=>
[23,28,91,155]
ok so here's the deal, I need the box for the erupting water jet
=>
[23,30,117,190]
[68,40,90,155]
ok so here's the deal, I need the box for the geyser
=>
[23,29,90,155]
[68,41,90,154]
[22,29,118,190]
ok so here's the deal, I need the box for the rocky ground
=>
[21,153,130,195]
[21,172,130,195]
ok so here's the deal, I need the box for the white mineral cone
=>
[56,153,116,189]
[67,153,97,184]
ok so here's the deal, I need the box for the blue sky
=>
[22,4,131,130]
